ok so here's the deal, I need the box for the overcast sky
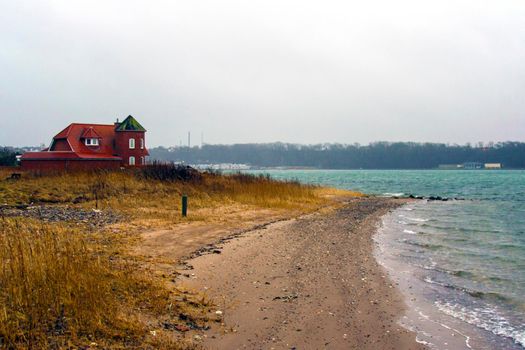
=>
[1,0,524,147]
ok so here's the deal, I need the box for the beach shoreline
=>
[178,197,425,349]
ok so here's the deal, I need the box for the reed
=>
[0,168,336,222]
[0,218,210,349]
[0,167,359,348]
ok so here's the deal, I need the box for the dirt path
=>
[179,197,425,349]
[133,207,294,276]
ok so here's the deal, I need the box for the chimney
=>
[114,118,120,128]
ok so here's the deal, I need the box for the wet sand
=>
[180,197,426,349]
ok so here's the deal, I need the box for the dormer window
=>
[85,138,99,146]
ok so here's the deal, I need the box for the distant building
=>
[463,162,484,170]
[21,115,149,171]
[484,163,502,169]
[192,163,252,170]
[438,164,464,170]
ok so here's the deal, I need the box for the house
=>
[21,115,149,171]
[463,162,484,170]
[485,163,502,169]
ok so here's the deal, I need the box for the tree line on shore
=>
[149,142,525,169]
[0,147,18,166]
[3,142,524,169]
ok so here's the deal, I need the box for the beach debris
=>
[215,310,223,316]
[164,316,209,332]
[0,204,121,228]
[273,293,298,302]
[173,324,190,332]
[181,217,290,261]
[408,194,464,201]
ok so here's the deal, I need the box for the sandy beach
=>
[178,197,425,349]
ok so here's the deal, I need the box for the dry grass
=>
[0,167,360,348]
[0,218,212,349]
[0,168,350,227]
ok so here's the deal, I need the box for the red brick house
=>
[21,115,149,171]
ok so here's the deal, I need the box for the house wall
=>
[21,159,121,171]
[114,130,148,166]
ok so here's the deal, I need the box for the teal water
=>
[244,169,525,349]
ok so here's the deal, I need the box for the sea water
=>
[243,169,525,349]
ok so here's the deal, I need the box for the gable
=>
[80,127,102,139]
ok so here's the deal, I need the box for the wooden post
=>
[182,195,188,217]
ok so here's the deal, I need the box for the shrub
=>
[139,162,202,182]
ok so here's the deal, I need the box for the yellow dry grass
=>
[0,217,209,349]
[0,168,361,348]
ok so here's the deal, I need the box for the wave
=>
[435,301,525,348]
[399,238,445,250]
[406,217,430,222]
[382,192,405,197]
[379,199,525,349]
[445,270,508,283]
[448,270,475,279]
[423,277,513,304]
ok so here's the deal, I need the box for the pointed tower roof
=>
[115,115,146,131]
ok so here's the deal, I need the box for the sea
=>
[244,169,525,349]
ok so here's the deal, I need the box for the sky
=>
[1,0,524,147]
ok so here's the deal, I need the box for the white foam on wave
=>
[435,301,525,347]
[403,229,417,234]
[407,217,429,222]
[383,192,405,197]
[423,276,442,285]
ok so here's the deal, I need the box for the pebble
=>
[0,205,121,228]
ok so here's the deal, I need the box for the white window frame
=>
[129,138,135,149]
[129,156,135,166]
[85,138,99,146]
[140,156,145,165]
[140,138,144,149]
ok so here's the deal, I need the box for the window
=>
[129,156,135,166]
[129,138,135,149]
[141,156,145,165]
[140,138,144,149]
[85,138,99,146]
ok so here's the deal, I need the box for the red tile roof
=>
[22,123,121,161]
[21,151,121,160]
[56,124,117,156]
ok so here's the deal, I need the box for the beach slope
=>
[181,197,425,349]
